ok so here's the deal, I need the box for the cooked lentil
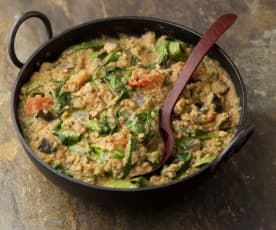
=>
[18,32,240,188]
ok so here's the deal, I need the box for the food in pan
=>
[18,32,240,188]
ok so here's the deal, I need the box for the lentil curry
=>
[18,33,240,188]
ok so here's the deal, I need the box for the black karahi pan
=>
[8,11,254,205]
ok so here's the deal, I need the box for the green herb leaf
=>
[51,162,96,179]
[91,49,106,60]
[52,121,81,146]
[50,76,72,115]
[112,150,125,159]
[90,146,105,163]
[73,41,104,51]
[69,138,90,155]
[103,73,126,93]
[126,110,157,143]
[117,138,135,179]
[102,180,139,189]
[194,154,216,167]
[156,39,169,65]
[25,84,43,96]
[130,177,151,187]
[85,120,101,132]
[85,115,117,136]
[96,50,120,71]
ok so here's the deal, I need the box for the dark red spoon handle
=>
[158,14,237,168]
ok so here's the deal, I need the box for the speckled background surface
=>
[0,0,275,229]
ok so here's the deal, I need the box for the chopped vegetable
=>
[103,73,126,93]
[102,180,139,188]
[38,138,54,154]
[72,41,104,51]
[194,154,216,167]
[128,69,164,89]
[36,109,57,121]
[112,150,125,159]
[103,72,130,103]
[130,177,151,187]
[25,84,43,96]
[53,129,82,146]
[96,50,120,70]
[26,97,53,115]
[117,138,135,179]
[126,110,158,143]
[155,39,185,65]
[168,41,181,57]
[51,91,72,115]
[91,49,106,59]
[102,176,151,188]
[52,121,82,146]
[85,115,117,136]
[51,162,96,179]
[69,138,90,155]
[50,76,72,115]
[156,39,169,65]
[90,146,105,163]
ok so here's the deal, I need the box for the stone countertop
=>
[0,0,275,229]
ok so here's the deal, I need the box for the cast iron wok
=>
[8,11,254,205]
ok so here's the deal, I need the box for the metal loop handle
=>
[8,11,53,68]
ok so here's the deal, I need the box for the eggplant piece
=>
[195,102,203,109]
[195,102,209,114]
[36,109,57,121]
[38,138,54,154]
[213,94,223,113]
[135,93,145,107]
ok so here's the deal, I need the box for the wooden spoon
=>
[149,14,238,175]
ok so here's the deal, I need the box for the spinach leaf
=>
[156,39,169,65]
[50,76,72,115]
[51,162,96,179]
[53,129,82,146]
[103,73,126,93]
[112,150,125,159]
[102,176,151,189]
[91,49,106,60]
[155,39,185,65]
[52,91,72,115]
[130,177,151,187]
[69,138,90,155]
[194,154,216,167]
[96,50,120,71]
[72,41,104,51]
[102,67,132,103]
[25,84,43,96]
[181,127,217,140]
[90,146,105,163]
[168,41,186,60]
[52,121,82,146]
[102,180,139,189]
[117,138,135,179]
[85,115,117,136]
[126,110,157,143]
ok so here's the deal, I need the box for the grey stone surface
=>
[0,0,275,229]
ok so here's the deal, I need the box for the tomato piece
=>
[129,69,164,89]
[26,97,53,115]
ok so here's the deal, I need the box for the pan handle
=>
[210,124,255,172]
[8,11,53,68]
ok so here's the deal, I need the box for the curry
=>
[18,32,240,188]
